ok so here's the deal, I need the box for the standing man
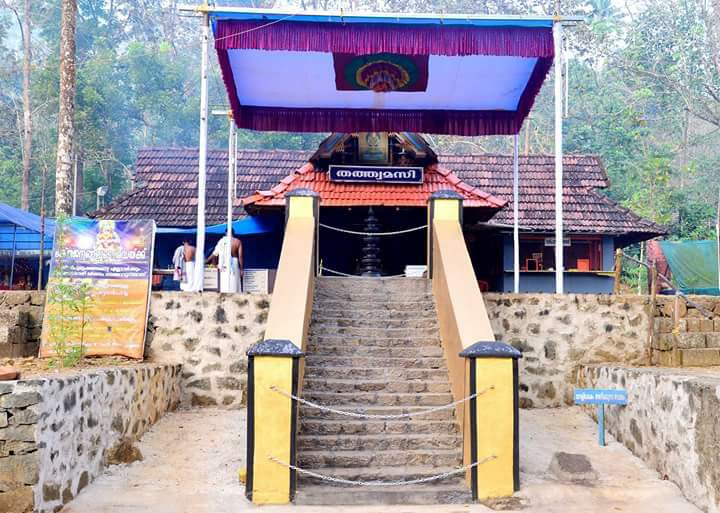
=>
[207,231,243,293]
[173,238,196,291]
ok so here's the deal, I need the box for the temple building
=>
[91,132,665,293]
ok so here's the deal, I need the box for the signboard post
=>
[574,388,628,446]
[40,219,156,360]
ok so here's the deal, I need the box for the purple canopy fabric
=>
[212,14,555,136]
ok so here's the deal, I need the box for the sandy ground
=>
[61,407,701,513]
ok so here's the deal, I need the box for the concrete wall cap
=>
[429,190,463,200]
[460,341,522,359]
[286,189,319,198]
[247,339,305,357]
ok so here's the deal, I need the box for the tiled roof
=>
[243,163,506,209]
[90,148,306,227]
[91,148,666,240]
[443,154,665,236]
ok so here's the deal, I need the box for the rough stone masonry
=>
[146,292,270,409]
[0,363,181,513]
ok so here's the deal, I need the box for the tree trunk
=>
[20,0,31,211]
[55,0,77,216]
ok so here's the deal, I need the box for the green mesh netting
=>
[659,240,720,296]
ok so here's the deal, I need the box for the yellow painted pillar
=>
[460,342,522,500]
[427,190,463,275]
[245,189,318,504]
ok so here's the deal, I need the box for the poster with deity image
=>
[40,218,156,360]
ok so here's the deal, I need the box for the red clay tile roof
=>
[90,148,666,240]
[243,162,506,208]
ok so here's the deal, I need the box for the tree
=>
[55,0,76,216]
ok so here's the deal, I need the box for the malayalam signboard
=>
[328,165,423,184]
[40,219,156,359]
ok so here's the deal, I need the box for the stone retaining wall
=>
[146,292,270,409]
[578,364,720,513]
[652,295,720,365]
[0,363,181,513]
[483,294,651,408]
[0,292,45,359]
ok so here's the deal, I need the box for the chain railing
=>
[270,385,493,420]
[319,223,427,237]
[267,454,496,487]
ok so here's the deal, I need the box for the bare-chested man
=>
[207,231,243,292]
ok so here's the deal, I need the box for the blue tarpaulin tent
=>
[0,203,55,256]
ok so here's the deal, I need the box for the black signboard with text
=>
[328,165,424,184]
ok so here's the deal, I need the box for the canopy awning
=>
[156,215,282,235]
[212,10,556,136]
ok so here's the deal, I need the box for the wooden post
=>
[672,291,681,367]
[647,263,658,364]
[613,249,623,294]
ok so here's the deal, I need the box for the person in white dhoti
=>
[207,232,243,293]
[172,239,196,292]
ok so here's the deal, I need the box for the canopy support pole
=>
[226,112,237,291]
[9,225,16,288]
[553,20,564,293]
[193,9,210,292]
[513,134,520,294]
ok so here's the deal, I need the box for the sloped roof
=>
[443,154,665,237]
[90,148,666,241]
[243,162,506,208]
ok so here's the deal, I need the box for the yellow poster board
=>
[40,219,155,360]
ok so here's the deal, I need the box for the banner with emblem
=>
[40,218,156,360]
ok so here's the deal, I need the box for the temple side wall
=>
[483,293,651,408]
[578,365,720,513]
[146,292,270,409]
[0,364,181,513]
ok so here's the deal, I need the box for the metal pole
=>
[193,10,210,292]
[9,225,16,288]
[38,163,48,291]
[513,134,520,293]
[716,189,719,292]
[553,20,565,293]
[226,113,236,292]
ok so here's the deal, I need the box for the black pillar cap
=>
[247,339,305,357]
[459,341,522,359]
[429,190,463,200]
[285,188,319,198]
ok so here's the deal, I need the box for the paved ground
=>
[62,407,701,513]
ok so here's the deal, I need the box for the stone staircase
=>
[294,277,471,505]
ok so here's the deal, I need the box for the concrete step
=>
[307,336,442,348]
[299,419,460,436]
[298,433,461,451]
[303,366,449,381]
[298,449,463,468]
[316,276,431,290]
[295,483,471,505]
[314,299,436,312]
[304,355,446,369]
[681,348,720,366]
[315,308,437,320]
[296,465,466,486]
[305,345,444,359]
[309,326,440,338]
[303,391,454,407]
[300,405,456,422]
[303,378,451,394]
[311,318,439,329]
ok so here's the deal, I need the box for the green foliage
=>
[0,0,716,244]
[45,216,92,368]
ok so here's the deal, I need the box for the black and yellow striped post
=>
[460,341,521,500]
[245,340,304,504]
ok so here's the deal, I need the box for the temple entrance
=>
[318,206,428,277]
